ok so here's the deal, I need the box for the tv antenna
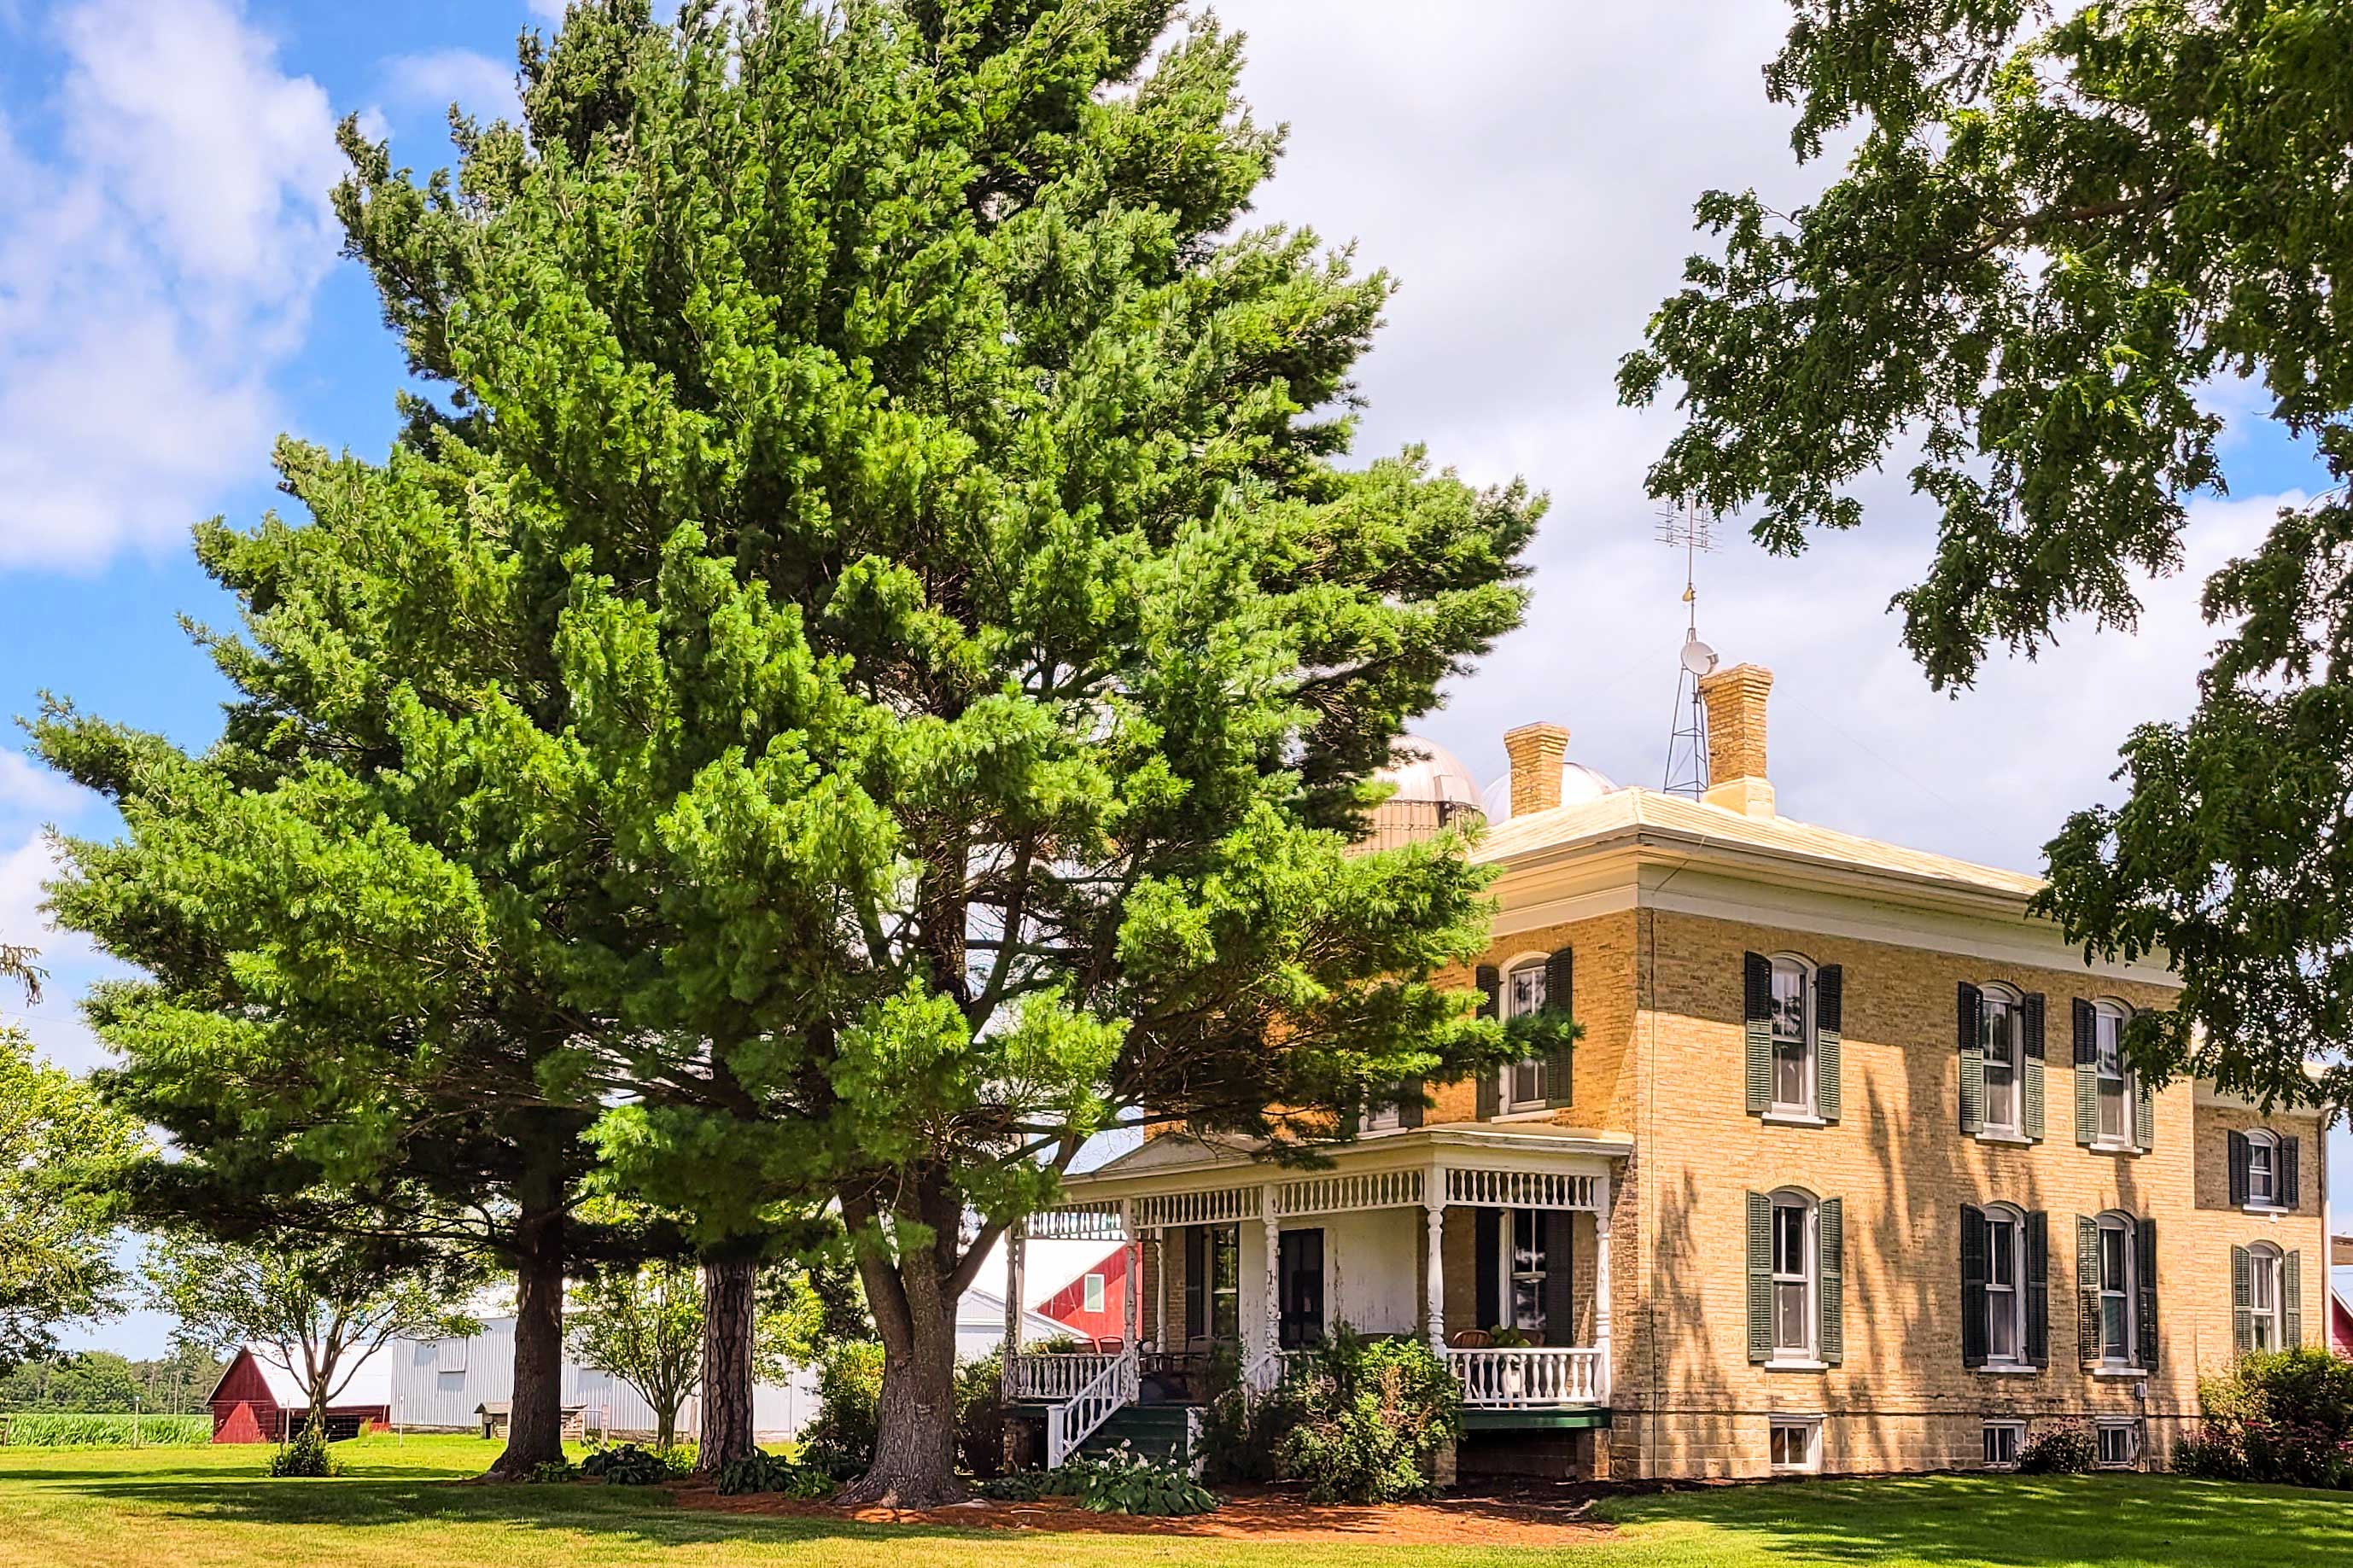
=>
[1657,498,1719,797]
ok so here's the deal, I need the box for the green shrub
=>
[978,1467,1070,1501]
[1199,1346,1297,1485]
[1069,1447,1216,1516]
[2181,1349,2353,1489]
[800,1340,885,1478]
[956,1350,1006,1479]
[0,1412,212,1447]
[266,1423,340,1478]
[1269,1326,1462,1502]
[2017,1419,2095,1475]
[523,1457,581,1484]
[715,1448,835,1497]
[579,1443,669,1485]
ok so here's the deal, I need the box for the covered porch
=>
[1002,1128,1622,1463]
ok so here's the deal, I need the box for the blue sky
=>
[1,0,2344,1358]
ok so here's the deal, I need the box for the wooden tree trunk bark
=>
[697,1255,757,1472]
[489,1129,569,1478]
[839,1250,963,1507]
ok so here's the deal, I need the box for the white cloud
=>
[525,0,568,21]
[0,0,341,571]
[384,47,521,122]
[0,749,92,820]
[1218,0,2299,878]
[0,831,90,970]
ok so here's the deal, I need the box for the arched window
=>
[2245,1242,2284,1352]
[2095,1210,2138,1366]
[1982,1204,2027,1366]
[1500,953,1550,1112]
[2245,1129,2280,1208]
[1769,954,1816,1116]
[2091,1000,2134,1146]
[1770,1187,1817,1359]
[1978,984,2023,1135]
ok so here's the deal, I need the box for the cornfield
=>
[0,1412,213,1447]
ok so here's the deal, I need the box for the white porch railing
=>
[1046,1348,1137,1468]
[1007,1352,1121,1403]
[1445,1345,1599,1408]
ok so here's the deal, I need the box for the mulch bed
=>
[675,1477,1615,1544]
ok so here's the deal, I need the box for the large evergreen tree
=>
[1619,0,2353,1109]
[42,0,1535,1502]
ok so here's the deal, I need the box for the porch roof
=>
[1036,1124,1629,1237]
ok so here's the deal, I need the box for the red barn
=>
[1035,1245,1128,1344]
[207,1347,391,1443]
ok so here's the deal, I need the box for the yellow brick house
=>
[1002,663,2333,1479]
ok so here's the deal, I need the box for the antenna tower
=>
[1657,498,1719,797]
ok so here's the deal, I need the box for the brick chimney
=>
[1698,663,1776,819]
[1502,722,1571,816]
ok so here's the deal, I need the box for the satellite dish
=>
[1681,635,1719,677]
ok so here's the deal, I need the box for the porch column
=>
[1153,1228,1170,1351]
[1121,1200,1140,1350]
[1424,1164,1447,1352]
[1260,1182,1281,1361]
[1002,1219,1026,1400]
[1593,1170,1613,1402]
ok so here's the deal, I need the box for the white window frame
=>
[2245,1128,2279,1209]
[2097,1211,2138,1367]
[2092,1000,2135,1149]
[1979,983,2023,1137]
[2096,1419,2141,1469]
[1498,1207,1550,1338]
[1498,954,1552,1114]
[1768,954,1817,1117]
[1768,1414,1823,1473]
[2247,1242,2283,1353]
[1083,1272,1106,1315]
[1982,1420,2025,1469]
[1770,1189,1817,1361]
[1982,1204,2027,1367]
[1362,1101,1402,1134]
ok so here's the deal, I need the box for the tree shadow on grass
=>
[1601,1473,2353,1568]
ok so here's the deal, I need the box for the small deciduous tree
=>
[144,1232,478,1433]
[0,1025,143,1373]
[568,1261,701,1450]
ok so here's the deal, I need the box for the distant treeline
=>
[0,1346,224,1415]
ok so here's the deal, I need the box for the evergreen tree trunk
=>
[696,1255,756,1472]
[840,1249,963,1507]
[490,1129,568,1478]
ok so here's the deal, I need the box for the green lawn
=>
[0,1434,2345,1567]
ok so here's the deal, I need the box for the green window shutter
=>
[2024,1211,2049,1367]
[1814,965,1842,1122]
[1543,1212,1575,1345]
[2232,1244,2252,1356]
[1746,1191,1772,1364]
[1819,1197,1845,1365]
[1398,1080,1424,1129]
[2134,1078,2155,1151]
[2285,1250,2303,1349]
[1475,965,1500,1121]
[2134,1216,2158,1372]
[2280,1136,2301,1208]
[2073,1008,2099,1147]
[2022,992,2046,1140]
[1743,952,1772,1116]
[2227,1130,2250,1206]
[1474,1208,1500,1331]
[1959,1204,1988,1367]
[1184,1225,1206,1342]
[1544,947,1574,1108]
[2076,1216,2101,1368]
[1956,982,1984,1134]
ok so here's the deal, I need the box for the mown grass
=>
[1,1433,2350,1567]
[0,1411,213,1447]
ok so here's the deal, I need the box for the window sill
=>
[2087,1141,2144,1157]
[1972,1131,2034,1146]
[1490,1107,1557,1124]
[2242,1203,2292,1216]
[2092,1367,2147,1380]
[1765,1359,1829,1373]
[1974,1364,2041,1377]
[1761,1111,1828,1128]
